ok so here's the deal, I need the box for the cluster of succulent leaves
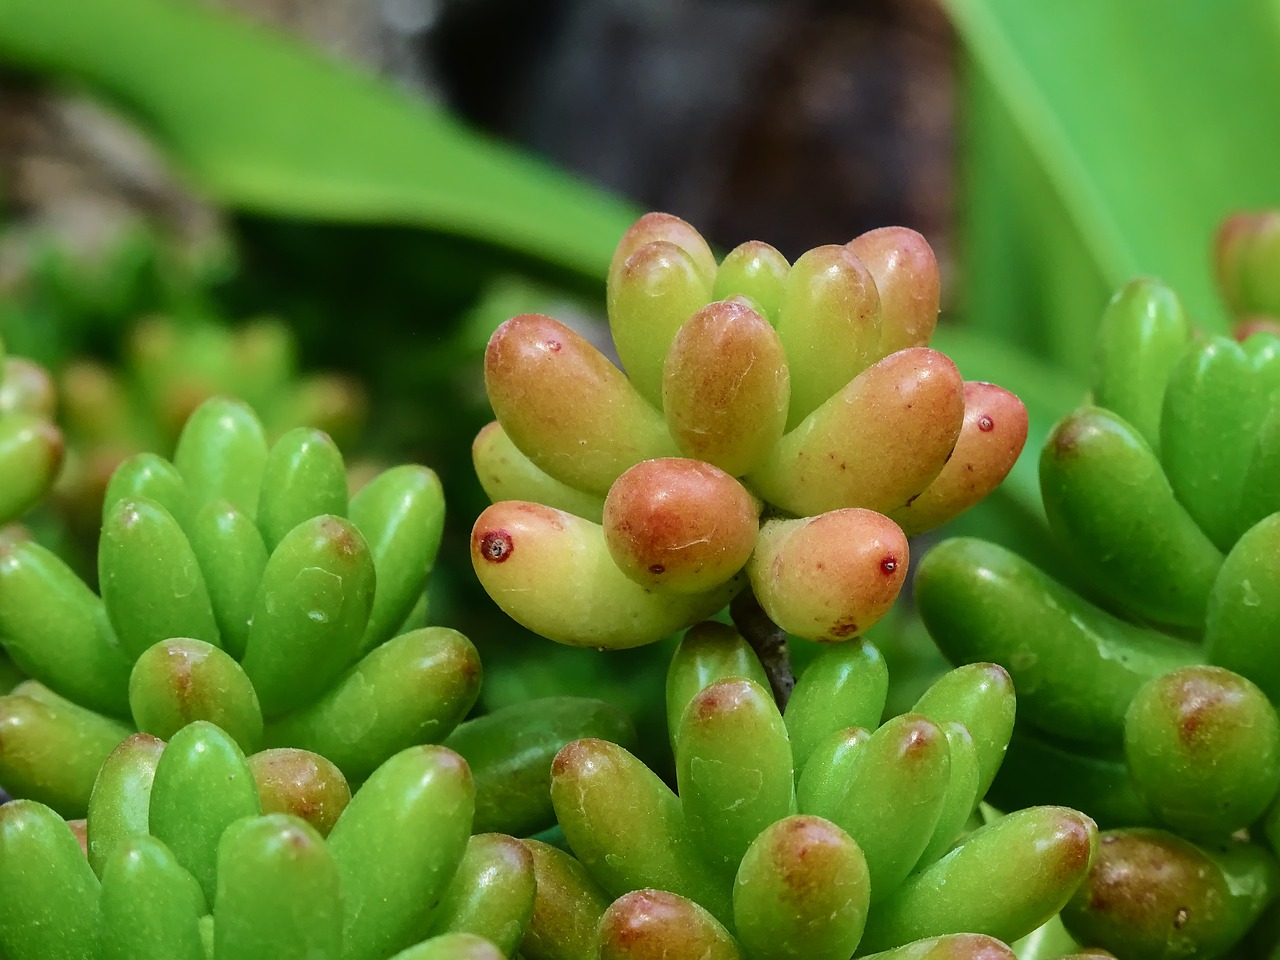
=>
[916,216,1280,958]
[515,622,1102,960]
[0,721,531,960]
[0,338,63,528]
[470,213,1029,651]
[51,315,367,551]
[0,0,1275,952]
[0,394,460,816]
[0,208,1184,960]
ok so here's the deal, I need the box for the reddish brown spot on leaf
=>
[479,530,514,563]
[171,647,195,706]
[978,415,995,432]
[1050,414,1092,460]
[694,680,756,720]
[451,646,482,686]
[906,728,929,750]
[768,817,846,900]
[316,516,361,557]
[551,738,598,778]
[1055,812,1096,878]
[829,617,859,638]
[1169,671,1236,751]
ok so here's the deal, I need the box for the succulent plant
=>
[914,258,1280,956]
[0,721,529,960]
[470,213,1028,651]
[53,315,367,541]
[443,695,637,838]
[0,395,455,816]
[512,621,1099,960]
[0,338,63,527]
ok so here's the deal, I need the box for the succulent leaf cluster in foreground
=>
[0,722,528,960]
[470,213,1028,649]
[515,622,1098,960]
[0,395,465,816]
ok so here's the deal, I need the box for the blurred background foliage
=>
[0,0,1276,762]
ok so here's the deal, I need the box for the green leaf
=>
[949,0,1280,374]
[0,0,636,279]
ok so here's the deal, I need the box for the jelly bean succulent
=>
[470,213,1028,650]
[0,338,63,527]
[0,394,462,816]
[916,225,1280,957]
[54,315,367,538]
[514,621,1100,960]
[0,720,531,960]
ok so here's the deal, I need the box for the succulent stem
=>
[729,590,794,709]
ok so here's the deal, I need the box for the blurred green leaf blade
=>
[0,0,636,278]
[950,0,1280,372]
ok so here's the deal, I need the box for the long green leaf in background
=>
[0,0,635,279]
[949,0,1280,377]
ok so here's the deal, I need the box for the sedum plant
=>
[0,394,460,816]
[54,315,367,539]
[915,232,1280,958]
[514,622,1100,960]
[0,338,63,527]
[469,213,1028,651]
[0,720,529,960]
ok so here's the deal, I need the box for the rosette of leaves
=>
[0,720,530,960]
[55,315,367,538]
[0,395,459,817]
[511,621,1099,960]
[0,337,64,527]
[470,213,1028,651]
[914,267,1280,957]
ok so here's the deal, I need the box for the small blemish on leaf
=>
[829,617,859,638]
[480,530,514,563]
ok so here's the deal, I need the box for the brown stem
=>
[730,588,794,709]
